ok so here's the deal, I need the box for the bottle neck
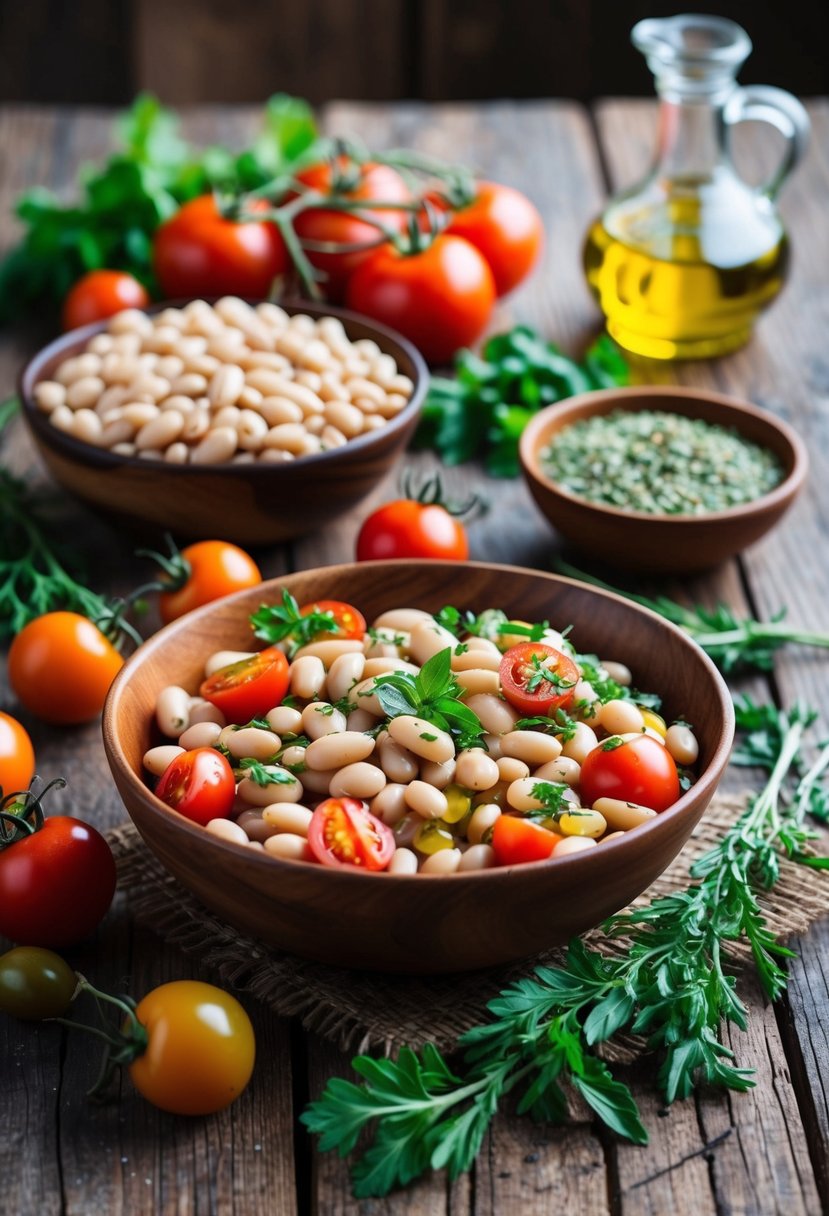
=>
[655,94,726,179]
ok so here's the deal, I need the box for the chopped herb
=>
[420,732,439,742]
[601,736,624,751]
[525,654,576,695]
[237,759,296,787]
[513,710,578,742]
[454,642,470,656]
[315,704,335,716]
[496,620,550,643]
[250,589,337,655]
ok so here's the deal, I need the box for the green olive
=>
[0,946,78,1020]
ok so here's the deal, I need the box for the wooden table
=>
[1,98,828,1216]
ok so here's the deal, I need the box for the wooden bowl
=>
[519,386,807,574]
[19,301,428,545]
[102,560,734,974]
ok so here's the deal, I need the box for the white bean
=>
[264,833,314,861]
[292,639,364,665]
[464,693,519,736]
[389,847,418,874]
[178,721,223,750]
[554,836,597,856]
[533,756,581,786]
[467,803,501,845]
[601,660,632,687]
[329,762,386,800]
[407,622,457,666]
[305,731,375,771]
[143,744,185,776]
[371,608,432,632]
[206,818,250,846]
[238,769,303,805]
[458,844,496,871]
[302,701,348,739]
[599,699,645,735]
[224,727,281,760]
[499,731,563,766]
[370,784,409,826]
[156,685,191,737]
[377,735,419,783]
[266,705,303,735]
[418,757,457,790]
[455,749,500,790]
[591,797,658,830]
[665,723,699,765]
[420,849,462,875]
[326,652,366,703]
[455,669,501,696]
[204,650,256,678]
[190,425,238,464]
[388,715,454,763]
[262,804,313,836]
[290,655,327,701]
[561,722,599,765]
[187,699,226,727]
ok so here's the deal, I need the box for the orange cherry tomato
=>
[8,612,124,725]
[307,798,395,870]
[0,711,35,796]
[299,599,366,641]
[445,181,544,297]
[128,980,255,1115]
[498,643,579,717]
[159,541,262,624]
[61,269,150,332]
[200,646,290,724]
[491,815,562,865]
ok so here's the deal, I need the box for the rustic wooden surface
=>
[0,98,828,1214]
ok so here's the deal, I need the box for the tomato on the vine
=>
[307,798,395,870]
[499,643,579,717]
[8,612,124,725]
[153,195,287,299]
[491,815,562,865]
[0,946,77,1020]
[356,499,469,561]
[154,748,236,826]
[299,599,366,641]
[62,269,150,332]
[345,233,496,365]
[444,181,544,297]
[579,735,680,813]
[0,710,35,796]
[200,646,290,724]
[158,541,262,624]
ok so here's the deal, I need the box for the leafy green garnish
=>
[250,589,336,655]
[373,648,485,749]
[236,759,295,787]
[513,711,578,741]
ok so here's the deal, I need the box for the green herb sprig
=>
[372,648,485,749]
[250,590,337,656]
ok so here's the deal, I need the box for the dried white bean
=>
[143,744,185,776]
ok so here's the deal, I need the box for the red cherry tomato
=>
[154,748,236,826]
[0,813,116,946]
[307,798,395,870]
[579,735,680,813]
[61,270,150,332]
[159,541,262,624]
[0,711,35,796]
[444,182,544,297]
[345,234,496,365]
[356,500,469,561]
[153,195,288,299]
[498,643,579,717]
[491,815,562,865]
[199,646,290,724]
[8,612,124,725]
[299,599,366,641]
[293,160,411,300]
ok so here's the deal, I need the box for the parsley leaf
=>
[250,589,336,655]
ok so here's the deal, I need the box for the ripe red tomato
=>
[154,748,236,826]
[200,646,290,724]
[153,195,288,299]
[0,814,116,946]
[307,798,395,870]
[445,182,544,297]
[491,814,562,865]
[293,160,411,300]
[356,499,469,561]
[0,711,35,796]
[579,735,680,813]
[299,599,366,641]
[159,541,262,624]
[8,612,124,725]
[499,644,579,717]
[61,269,150,331]
[345,234,496,365]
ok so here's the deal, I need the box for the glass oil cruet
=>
[583,14,810,360]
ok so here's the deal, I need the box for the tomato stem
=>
[0,778,66,849]
[49,974,149,1100]
[399,469,488,521]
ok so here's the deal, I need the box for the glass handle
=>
[724,86,810,199]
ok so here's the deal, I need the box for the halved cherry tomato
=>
[155,747,236,826]
[200,646,290,724]
[299,599,366,641]
[62,269,150,332]
[307,797,395,870]
[8,612,124,725]
[579,735,680,813]
[0,711,35,796]
[444,181,544,297]
[491,815,562,865]
[159,541,262,624]
[356,500,469,561]
[499,643,579,717]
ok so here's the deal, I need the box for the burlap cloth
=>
[107,793,829,1058]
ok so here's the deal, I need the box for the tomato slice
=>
[307,798,395,870]
[491,815,563,865]
[579,735,680,813]
[299,599,367,641]
[200,646,290,724]
[155,748,236,826]
[499,643,579,716]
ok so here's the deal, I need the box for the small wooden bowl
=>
[19,301,428,545]
[519,386,808,574]
[102,560,734,974]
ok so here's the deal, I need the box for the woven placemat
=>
[107,793,829,1057]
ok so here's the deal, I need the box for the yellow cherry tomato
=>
[640,709,667,738]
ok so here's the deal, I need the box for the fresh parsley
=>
[236,759,295,787]
[250,589,337,655]
[513,711,578,742]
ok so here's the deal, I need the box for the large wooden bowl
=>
[102,560,734,974]
[19,301,428,545]
[519,386,807,574]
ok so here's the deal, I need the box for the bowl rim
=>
[19,296,429,473]
[519,384,808,526]
[102,559,735,885]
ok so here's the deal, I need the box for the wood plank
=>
[0,1,132,104]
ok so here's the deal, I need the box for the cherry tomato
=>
[0,814,116,946]
[579,735,680,813]
[345,234,496,365]
[155,748,236,826]
[8,612,124,725]
[293,160,411,300]
[299,599,366,641]
[0,946,77,1019]
[444,182,544,297]
[307,798,395,870]
[128,980,255,1115]
[61,269,150,331]
[200,646,290,724]
[0,710,35,796]
[159,541,262,624]
[153,195,287,299]
[499,643,579,717]
[356,500,469,561]
[491,815,562,865]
